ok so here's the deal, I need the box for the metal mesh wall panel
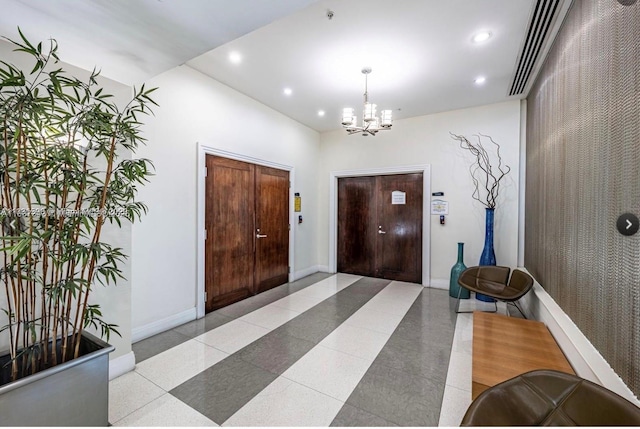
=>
[526,0,639,397]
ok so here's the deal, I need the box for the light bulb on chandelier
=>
[341,67,392,136]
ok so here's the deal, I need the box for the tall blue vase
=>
[477,208,497,302]
[449,242,470,298]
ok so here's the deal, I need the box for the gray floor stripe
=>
[169,277,391,424]
[132,272,333,363]
[332,288,457,426]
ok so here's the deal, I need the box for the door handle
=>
[256,228,267,239]
[378,226,386,234]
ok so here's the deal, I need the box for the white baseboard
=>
[429,278,449,290]
[519,268,639,406]
[109,351,135,380]
[293,265,321,281]
[132,308,197,343]
[317,265,331,273]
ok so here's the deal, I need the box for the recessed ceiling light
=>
[475,76,486,85]
[318,110,325,117]
[472,32,492,43]
[228,51,242,64]
[283,88,293,96]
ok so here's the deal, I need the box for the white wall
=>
[0,40,133,362]
[317,100,521,285]
[132,65,320,337]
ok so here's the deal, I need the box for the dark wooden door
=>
[376,174,423,283]
[337,177,377,277]
[205,156,255,312]
[255,165,290,294]
[205,156,289,312]
[337,173,423,284]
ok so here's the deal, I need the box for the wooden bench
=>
[472,311,575,399]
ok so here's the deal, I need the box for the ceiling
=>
[0,0,317,83]
[1,0,565,133]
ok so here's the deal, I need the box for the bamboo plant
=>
[0,30,156,383]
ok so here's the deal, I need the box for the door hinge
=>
[288,266,291,273]
[288,223,291,230]
[289,180,291,188]
[204,291,208,302]
[204,166,208,177]
[204,229,207,240]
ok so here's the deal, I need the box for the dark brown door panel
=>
[337,173,423,284]
[376,174,423,283]
[205,155,289,312]
[205,156,256,312]
[255,165,290,294]
[337,177,377,277]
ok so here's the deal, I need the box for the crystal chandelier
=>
[341,67,392,136]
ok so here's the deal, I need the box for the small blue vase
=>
[477,208,496,302]
[449,242,470,299]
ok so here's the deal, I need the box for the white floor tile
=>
[293,285,341,300]
[445,350,473,391]
[438,384,472,427]
[194,320,269,354]
[319,323,390,361]
[113,393,218,427]
[239,305,301,330]
[109,371,165,424]
[283,345,372,401]
[441,313,474,426]
[454,312,473,334]
[451,313,473,355]
[223,377,344,427]
[303,274,360,295]
[456,295,508,314]
[377,281,424,297]
[270,293,324,313]
[343,307,405,334]
[363,295,416,316]
[135,339,228,391]
[496,301,509,315]
[333,273,363,287]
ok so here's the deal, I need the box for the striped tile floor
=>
[110,273,508,426]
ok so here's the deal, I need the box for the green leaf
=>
[0,30,156,364]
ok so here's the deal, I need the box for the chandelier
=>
[341,67,393,136]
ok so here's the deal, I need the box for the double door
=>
[205,155,289,312]
[337,173,423,283]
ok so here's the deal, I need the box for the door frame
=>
[329,165,431,286]
[196,143,295,318]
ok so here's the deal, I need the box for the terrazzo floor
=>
[109,272,509,427]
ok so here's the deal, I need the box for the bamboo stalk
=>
[23,135,38,373]
[14,115,26,377]
[41,135,52,366]
[66,146,90,355]
[2,114,19,380]
[73,133,117,358]
[59,139,76,362]
[49,189,61,366]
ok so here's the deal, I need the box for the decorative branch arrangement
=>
[0,30,156,383]
[450,133,511,209]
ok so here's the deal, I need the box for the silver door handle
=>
[257,234,267,238]
[378,226,386,234]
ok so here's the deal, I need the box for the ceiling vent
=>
[509,0,561,96]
